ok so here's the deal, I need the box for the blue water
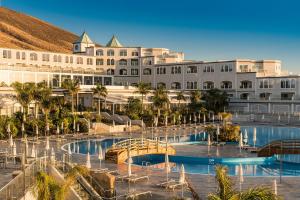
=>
[132,154,300,176]
[240,126,300,147]
[64,125,300,176]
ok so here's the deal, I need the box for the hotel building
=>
[0,32,299,114]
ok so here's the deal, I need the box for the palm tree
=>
[208,165,280,200]
[92,84,108,120]
[62,79,80,114]
[203,89,229,113]
[135,82,151,114]
[152,86,169,117]
[12,82,35,121]
[176,91,186,107]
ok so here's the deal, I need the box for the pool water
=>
[64,125,300,176]
[240,126,300,147]
[132,154,300,177]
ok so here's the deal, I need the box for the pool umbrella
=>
[253,127,257,148]
[216,125,220,143]
[95,142,97,152]
[77,123,80,132]
[273,179,277,195]
[68,144,72,155]
[183,116,186,124]
[179,164,185,184]
[198,113,201,122]
[127,146,132,176]
[50,147,55,164]
[165,147,171,182]
[216,146,220,157]
[56,125,60,135]
[239,164,244,192]
[203,114,206,124]
[239,132,243,154]
[9,134,13,148]
[86,152,91,169]
[262,114,265,120]
[45,137,50,151]
[35,125,39,137]
[25,137,29,156]
[98,145,103,169]
[278,114,281,122]
[12,141,16,164]
[31,144,36,158]
[212,114,215,123]
[243,129,248,144]
[207,134,211,156]
[189,115,191,122]
[173,115,176,125]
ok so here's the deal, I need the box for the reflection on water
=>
[241,126,300,147]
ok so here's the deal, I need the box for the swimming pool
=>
[63,125,300,176]
[240,126,300,147]
[132,154,300,177]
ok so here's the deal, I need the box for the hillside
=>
[0,7,79,53]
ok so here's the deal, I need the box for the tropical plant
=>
[152,86,169,117]
[208,165,280,200]
[62,79,80,114]
[189,90,202,112]
[92,84,108,120]
[176,91,186,108]
[125,97,142,120]
[203,89,229,113]
[135,82,151,114]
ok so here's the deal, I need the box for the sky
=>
[3,0,300,73]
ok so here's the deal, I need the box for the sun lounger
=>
[166,182,187,191]
[126,191,152,200]
[125,175,149,183]
[156,179,176,187]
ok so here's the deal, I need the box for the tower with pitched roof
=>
[106,35,123,47]
[73,31,95,53]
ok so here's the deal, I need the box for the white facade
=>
[0,32,299,114]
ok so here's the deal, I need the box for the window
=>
[42,54,50,61]
[171,66,181,74]
[221,64,232,72]
[16,52,20,59]
[171,82,181,89]
[65,56,69,63]
[21,52,26,60]
[131,69,139,75]
[187,66,197,73]
[94,76,102,85]
[240,93,249,100]
[84,76,93,85]
[87,58,93,65]
[119,59,127,66]
[107,69,115,75]
[240,81,252,89]
[221,81,232,89]
[77,57,83,64]
[119,69,127,75]
[107,59,115,65]
[281,79,296,89]
[53,55,61,62]
[96,49,104,56]
[259,79,273,89]
[132,51,139,56]
[73,76,83,84]
[157,67,166,74]
[96,59,104,65]
[157,82,166,88]
[30,53,38,61]
[69,56,73,63]
[203,81,214,90]
[143,68,151,75]
[74,45,79,51]
[107,49,114,56]
[131,59,139,66]
[187,81,197,89]
[3,50,11,59]
[120,49,127,56]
